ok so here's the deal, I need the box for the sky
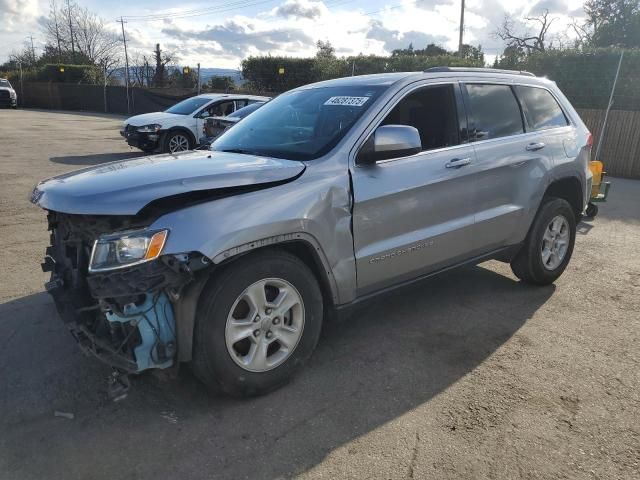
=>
[0,0,588,68]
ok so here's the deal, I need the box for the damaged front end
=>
[43,211,205,374]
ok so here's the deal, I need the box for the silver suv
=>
[32,68,592,397]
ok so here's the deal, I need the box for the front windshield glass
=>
[212,86,386,160]
[0,79,10,88]
[165,97,210,115]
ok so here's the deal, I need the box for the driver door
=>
[195,100,236,142]
[351,83,478,295]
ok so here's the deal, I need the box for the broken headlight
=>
[89,229,168,272]
[136,124,161,133]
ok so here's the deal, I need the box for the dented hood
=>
[31,150,305,215]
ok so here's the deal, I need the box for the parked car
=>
[32,68,592,398]
[199,101,267,147]
[0,78,17,108]
[120,94,270,154]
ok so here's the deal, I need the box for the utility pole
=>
[119,16,131,115]
[197,62,201,95]
[458,0,465,55]
[28,35,36,63]
[351,60,355,76]
[66,0,75,57]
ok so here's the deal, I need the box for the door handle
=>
[525,142,546,151]
[445,157,471,168]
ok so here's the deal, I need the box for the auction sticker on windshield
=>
[324,96,370,107]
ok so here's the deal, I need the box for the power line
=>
[121,0,359,22]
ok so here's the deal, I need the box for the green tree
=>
[207,76,236,92]
[585,0,640,47]
[316,40,336,59]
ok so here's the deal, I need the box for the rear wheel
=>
[192,250,323,397]
[510,198,576,285]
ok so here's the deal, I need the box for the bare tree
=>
[41,0,121,75]
[495,9,557,54]
[129,51,155,87]
[73,6,121,72]
[568,18,594,47]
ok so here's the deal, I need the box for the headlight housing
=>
[9,90,16,98]
[136,124,161,133]
[89,229,168,272]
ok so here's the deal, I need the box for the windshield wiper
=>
[219,148,259,156]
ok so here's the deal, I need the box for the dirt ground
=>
[0,109,638,480]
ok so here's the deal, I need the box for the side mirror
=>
[356,125,422,164]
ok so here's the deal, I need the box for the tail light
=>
[586,132,593,148]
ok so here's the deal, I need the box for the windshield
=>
[0,79,11,88]
[165,97,211,115]
[231,102,265,119]
[212,86,386,160]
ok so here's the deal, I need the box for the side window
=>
[205,101,235,117]
[235,99,249,110]
[381,84,460,151]
[514,86,569,131]
[465,84,524,140]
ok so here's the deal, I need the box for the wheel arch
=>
[175,235,339,363]
[543,176,584,218]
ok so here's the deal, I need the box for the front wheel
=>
[192,250,323,397]
[163,131,192,154]
[510,198,576,285]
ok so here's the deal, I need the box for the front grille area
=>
[42,212,150,371]
[0,90,10,99]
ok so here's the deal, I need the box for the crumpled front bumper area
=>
[42,212,193,373]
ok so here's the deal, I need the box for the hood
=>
[124,112,183,127]
[31,150,305,215]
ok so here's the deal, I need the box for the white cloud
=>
[0,0,39,33]
[273,0,327,20]
[0,0,586,68]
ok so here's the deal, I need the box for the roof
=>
[195,93,270,101]
[424,67,535,76]
[298,67,544,91]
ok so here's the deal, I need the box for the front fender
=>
[149,165,356,305]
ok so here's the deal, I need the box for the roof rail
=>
[424,67,535,77]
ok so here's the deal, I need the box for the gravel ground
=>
[0,109,638,480]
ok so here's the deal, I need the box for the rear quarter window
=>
[514,85,569,131]
[465,84,524,141]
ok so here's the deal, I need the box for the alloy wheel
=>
[224,278,305,372]
[541,214,570,270]
[168,134,189,153]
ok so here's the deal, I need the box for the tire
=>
[163,130,192,154]
[192,250,324,397]
[585,202,598,218]
[510,197,576,285]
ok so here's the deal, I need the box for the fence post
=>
[103,64,108,113]
[595,51,624,161]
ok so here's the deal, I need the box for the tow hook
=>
[107,369,130,401]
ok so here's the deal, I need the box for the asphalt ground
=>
[0,108,638,479]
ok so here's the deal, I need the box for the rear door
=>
[351,83,478,295]
[463,82,555,252]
